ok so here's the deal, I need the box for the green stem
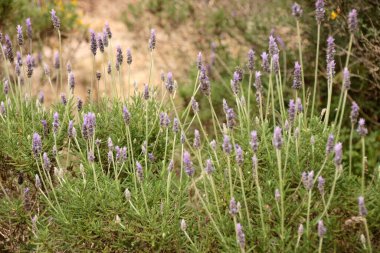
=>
[349,125,354,177]
[361,137,366,195]
[311,24,321,117]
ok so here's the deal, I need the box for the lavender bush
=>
[0,2,379,252]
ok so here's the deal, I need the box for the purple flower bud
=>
[183,151,194,177]
[135,161,143,181]
[166,72,175,94]
[250,131,259,153]
[350,102,359,125]
[4,34,14,63]
[77,97,83,111]
[122,106,130,125]
[205,159,214,175]
[292,61,302,89]
[15,62,21,76]
[32,133,42,157]
[116,146,127,163]
[107,150,113,164]
[223,135,232,154]
[68,120,75,138]
[159,112,170,128]
[236,223,246,249]
[318,220,327,238]
[272,53,280,74]
[261,52,270,73]
[16,51,23,67]
[273,127,283,149]
[200,65,211,96]
[0,32,2,43]
[288,99,296,124]
[68,72,75,92]
[326,36,335,64]
[298,224,304,236]
[222,99,229,113]
[149,29,156,51]
[173,117,179,133]
[96,71,101,81]
[334,142,343,166]
[52,112,60,134]
[26,54,33,78]
[54,52,60,69]
[226,108,236,129]
[50,9,60,30]
[343,68,350,90]
[231,71,240,95]
[26,18,32,39]
[191,97,199,113]
[89,29,97,56]
[292,2,303,19]
[247,49,255,71]
[296,97,303,113]
[315,0,325,24]
[107,61,112,75]
[107,137,114,151]
[358,196,368,216]
[42,152,50,170]
[0,102,5,115]
[181,132,186,144]
[60,93,67,106]
[101,30,108,48]
[82,112,96,139]
[275,189,280,202]
[97,33,104,53]
[41,120,48,136]
[254,71,262,92]
[318,176,325,195]
[87,151,95,163]
[302,171,314,190]
[197,52,202,70]
[229,197,238,216]
[3,80,9,96]
[327,60,336,83]
[235,144,244,166]
[269,35,279,57]
[123,48,131,66]
[326,134,334,155]
[116,45,123,66]
[193,129,201,149]
[105,21,112,38]
[348,9,358,33]
[35,174,41,189]
[17,25,24,46]
[357,118,368,137]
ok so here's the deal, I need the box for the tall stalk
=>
[311,24,321,117]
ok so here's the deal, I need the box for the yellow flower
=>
[330,11,337,20]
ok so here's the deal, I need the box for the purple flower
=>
[149,29,156,51]
[87,151,95,163]
[52,112,60,134]
[229,197,238,216]
[247,49,255,71]
[301,171,314,190]
[42,152,50,170]
[254,71,262,92]
[292,61,302,89]
[250,131,259,153]
[89,29,97,56]
[327,60,336,83]
[116,45,123,66]
[35,174,41,189]
[296,97,303,113]
[143,84,149,100]
[357,118,368,137]
[315,0,325,24]
[269,35,279,57]
[318,176,325,195]
[292,2,303,19]
[136,161,143,181]
[126,48,132,65]
[272,53,280,74]
[200,65,211,96]
[96,71,101,81]
[231,71,240,95]
[288,99,296,124]
[261,52,270,73]
[159,112,170,128]
[60,93,67,106]
[105,21,112,38]
[97,33,104,53]
[0,102,5,115]
[50,9,60,30]
[236,223,246,249]
[343,68,350,90]
[193,129,201,149]
[17,25,24,46]
[3,80,9,96]
[350,102,359,125]
[358,196,368,217]
[191,97,199,113]
[205,159,214,175]
[348,9,358,33]
[107,150,113,164]
[4,34,14,63]
[66,62,72,73]
[181,132,186,144]
[26,18,32,39]
[16,51,23,67]
[326,36,335,65]
[116,146,127,163]
[69,72,75,92]
[223,135,232,154]
[68,120,75,138]
[318,220,327,238]
[26,54,33,78]
[173,117,179,133]
[77,97,83,111]
[107,61,112,74]
[41,120,49,136]
[183,151,194,177]
[273,127,283,149]
[102,28,109,47]
[334,142,343,166]
[107,137,114,151]
[82,112,96,139]
[235,144,244,166]
[123,106,130,125]
[166,72,175,94]
[15,62,21,76]
[197,52,202,70]
[32,133,42,157]
[54,52,60,69]
[326,134,334,155]
[226,108,236,129]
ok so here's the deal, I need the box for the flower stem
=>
[311,24,321,117]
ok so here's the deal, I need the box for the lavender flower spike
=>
[236,223,246,249]
[191,97,199,113]
[350,102,359,125]
[358,196,368,217]
[97,33,104,53]
[54,52,60,69]
[315,0,325,24]
[231,71,240,95]
[298,224,304,237]
[275,189,280,202]
[4,35,14,63]
[116,45,123,66]
[273,127,283,149]
[105,21,112,38]
[357,118,368,137]
[205,159,214,175]
[126,48,132,65]
[26,54,33,78]
[254,71,262,92]
[149,29,156,51]
[223,135,232,154]
[69,72,75,92]
[250,131,259,153]
[32,133,42,157]
[53,112,60,134]
[143,84,149,100]
[136,161,143,181]
[89,29,97,56]
[326,36,335,64]
[268,35,279,57]
[17,25,24,46]
[318,220,327,238]
[229,197,238,216]
[123,106,130,125]
[318,176,325,195]
[26,18,32,39]
[334,142,343,166]
[166,72,175,94]
[193,129,201,149]
[247,49,255,72]
[68,120,75,138]
[235,144,244,166]
[288,99,296,124]
[348,9,358,33]
[292,61,302,89]
[199,65,211,96]
[261,52,270,73]
[42,152,50,170]
[343,68,351,90]
[226,108,236,129]
[292,3,303,19]
[183,151,194,177]
[197,52,202,70]
[326,134,334,155]
[50,9,61,30]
